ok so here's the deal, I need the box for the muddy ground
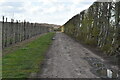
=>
[36,32,119,78]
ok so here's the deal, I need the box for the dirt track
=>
[37,32,119,78]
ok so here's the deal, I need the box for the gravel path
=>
[37,32,118,78]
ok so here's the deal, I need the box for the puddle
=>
[52,37,55,40]
[92,62,105,68]
[83,57,119,78]
[96,68,119,78]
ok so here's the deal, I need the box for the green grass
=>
[2,32,55,78]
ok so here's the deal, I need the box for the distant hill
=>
[38,23,61,28]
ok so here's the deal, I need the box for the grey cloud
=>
[0,2,24,7]
[0,2,25,14]
[2,7,25,14]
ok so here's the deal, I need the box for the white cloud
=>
[0,0,96,25]
[39,0,57,4]
[0,0,5,2]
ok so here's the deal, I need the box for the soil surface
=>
[37,32,119,78]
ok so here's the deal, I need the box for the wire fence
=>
[1,16,51,49]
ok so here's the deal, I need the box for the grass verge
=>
[2,32,55,78]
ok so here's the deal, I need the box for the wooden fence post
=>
[2,16,4,48]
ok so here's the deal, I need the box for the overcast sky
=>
[0,0,97,25]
